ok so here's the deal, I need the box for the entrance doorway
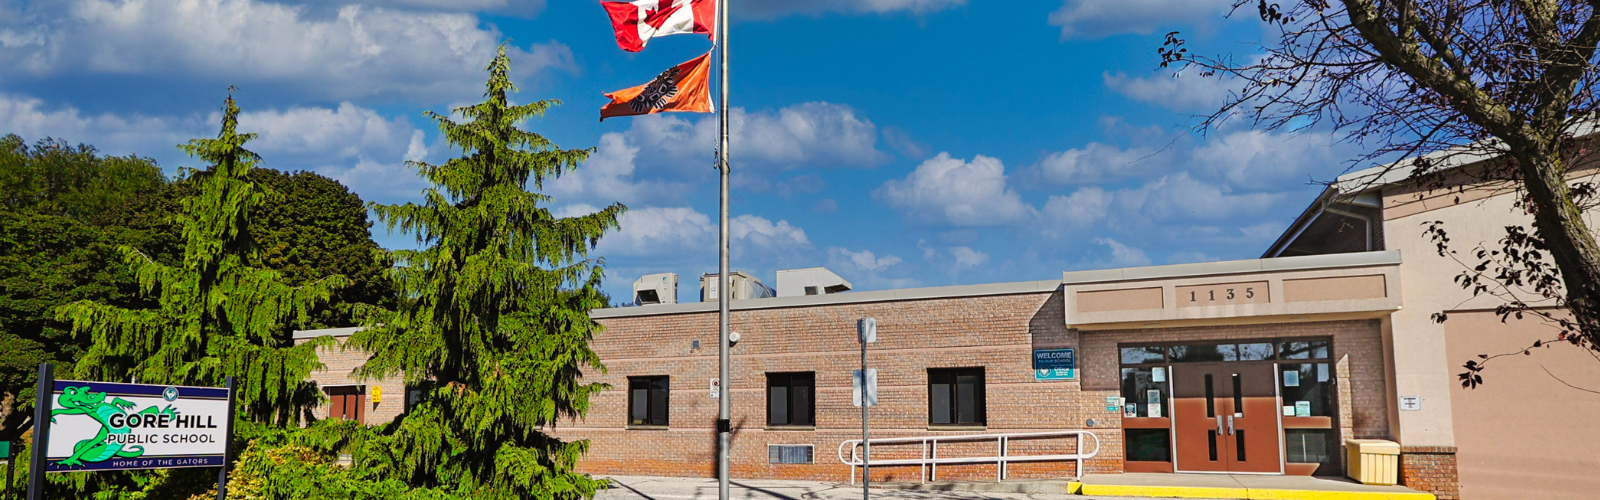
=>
[1118,339,1337,476]
[1171,363,1281,473]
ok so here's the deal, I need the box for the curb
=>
[867,480,1081,495]
[1076,483,1435,500]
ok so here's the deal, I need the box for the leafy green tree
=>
[0,134,165,220]
[0,212,134,439]
[248,169,395,329]
[56,93,349,425]
[349,47,624,499]
[0,135,164,443]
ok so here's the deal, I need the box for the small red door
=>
[327,386,366,424]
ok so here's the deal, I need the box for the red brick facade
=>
[550,290,1395,483]
[1400,446,1460,500]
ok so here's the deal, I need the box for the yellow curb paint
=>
[1079,485,1249,498]
[1066,482,1082,495]
[1245,489,1435,500]
[1074,483,1436,500]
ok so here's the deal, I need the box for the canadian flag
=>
[602,0,715,52]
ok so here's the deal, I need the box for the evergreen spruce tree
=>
[57,93,348,425]
[350,47,623,499]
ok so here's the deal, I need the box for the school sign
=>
[41,380,233,472]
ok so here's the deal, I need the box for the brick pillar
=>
[1399,446,1459,500]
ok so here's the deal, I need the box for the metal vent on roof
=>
[768,444,813,464]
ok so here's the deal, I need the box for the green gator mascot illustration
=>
[49,386,177,467]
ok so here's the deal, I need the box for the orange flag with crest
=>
[600,52,713,121]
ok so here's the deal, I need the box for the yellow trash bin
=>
[1345,439,1400,485]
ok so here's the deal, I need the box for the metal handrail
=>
[837,430,1100,484]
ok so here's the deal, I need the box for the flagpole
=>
[715,1,731,500]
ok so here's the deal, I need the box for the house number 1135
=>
[1177,281,1269,307]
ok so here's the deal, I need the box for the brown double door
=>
[1171,363,1281,473]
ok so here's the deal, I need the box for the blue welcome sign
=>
[1033,348,1076,380]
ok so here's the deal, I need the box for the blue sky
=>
[0,0,1360,301]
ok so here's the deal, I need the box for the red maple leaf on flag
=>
[643,1,684,30]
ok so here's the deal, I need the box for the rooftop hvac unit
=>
[700,271,774,302]
[633,273,678,305]
[775,267,853,297]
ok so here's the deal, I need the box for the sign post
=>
[215,377,237,500]
[2,440,13,500]
[856,318,877,498]
[26,364,53,500]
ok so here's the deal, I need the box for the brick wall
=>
[550,292,1395,483]
[1400,446,1459,500]
[552,291,1117,481]
[294,334,406,425]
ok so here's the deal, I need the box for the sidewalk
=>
[594,475,1224,500]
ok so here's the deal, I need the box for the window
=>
[1124,429,1171,462]
[629,376,669,426]
[1286,429,1338,474]
[404,381,433,413]
[768,444,814,464]
[767,372,815,426]
[1120,367,1168,418]
[1169,344,1236,363]
[1279,339,1330,360]
[1280,362,1333,417]
[929,368,985,426]
[804,286,818,295]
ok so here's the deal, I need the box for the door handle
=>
[1215,415,1223,434]
[1226,415,1235,435]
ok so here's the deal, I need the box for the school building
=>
[296,150,1600,500]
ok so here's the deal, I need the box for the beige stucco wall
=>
[1380,190,1520,447]
[1380,184,1600,449]
[1441,311,1600,500]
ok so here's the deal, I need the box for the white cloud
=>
[732,214,810,251]
[812,198,839,213]
[1041,187,1112,234]
[1034,141,1162,185]
[624,102,889,175]
[1114,172,1283,224]
[0,92,434,203]
[1047,0,1232,39]
[1104,71,1236,113]
[236,102,434,202]
[594,207,811,262]
[1,0,573,102]
[828,247,903,273]
[948,246,989,272]
[1191,130,1342,190]
[240,102,415,159]
[881,126,928,159]
[596,207,716,258]
[545,132,688,206]
[743,0,964,19]
[1096,238,1152,267]
[0,92,201,161]
[283,0,546,16]
[875,152,1035,226]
